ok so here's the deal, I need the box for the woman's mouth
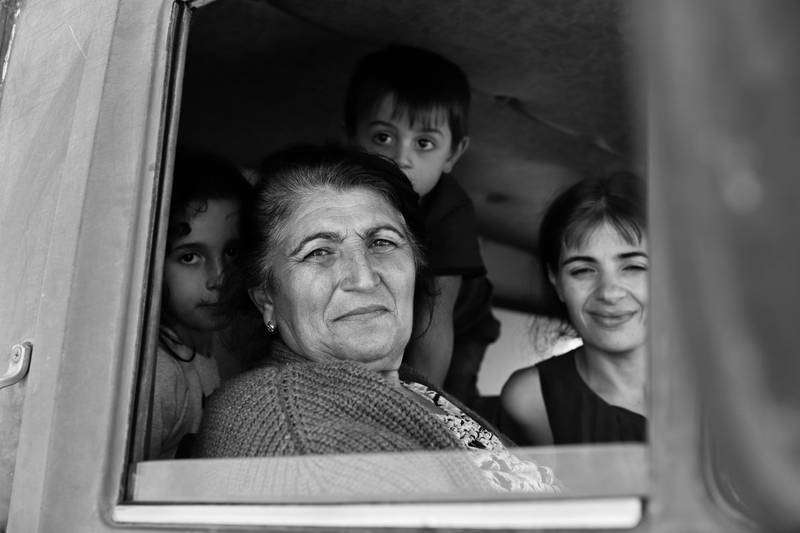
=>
[335,305,389,321]
[588,311,636,328]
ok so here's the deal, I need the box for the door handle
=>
[0,342,32,390]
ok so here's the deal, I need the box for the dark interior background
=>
[177,0,642,313]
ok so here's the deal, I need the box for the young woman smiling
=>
[501,172,648,446]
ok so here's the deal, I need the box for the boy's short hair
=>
[344,45,471,146]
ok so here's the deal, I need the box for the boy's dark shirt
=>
[421,174,500,342]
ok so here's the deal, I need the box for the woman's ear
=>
[443,136,470,173]
[248,286,275,326]
[547,268,565,303]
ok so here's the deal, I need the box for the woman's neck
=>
[577,344,648,415]
[378,368,402,387]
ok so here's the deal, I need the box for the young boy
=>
[345,44,500,408]
[150,150,252,459]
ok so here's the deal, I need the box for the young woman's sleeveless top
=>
[537,350,646,444]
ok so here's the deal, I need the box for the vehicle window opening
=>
[126,0,650,526]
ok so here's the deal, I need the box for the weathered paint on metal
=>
[0,0,173,530]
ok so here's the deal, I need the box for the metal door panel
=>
[0,0,175,530]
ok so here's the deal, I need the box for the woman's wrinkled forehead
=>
[270,185,407,247]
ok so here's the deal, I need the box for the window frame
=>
[126,0,190,474]
[113,1,725,529]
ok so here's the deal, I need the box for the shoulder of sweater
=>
[205,359,404,423]
[217,359,384,394]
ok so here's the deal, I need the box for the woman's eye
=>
[370,238,397,251]
[624,263,648,273]
[417,138,435,150]
[224,244,239,258]
[372,132,393,145]
[568,267,594,277]
[304,248,331,260]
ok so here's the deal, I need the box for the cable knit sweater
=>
[193,342,496,457]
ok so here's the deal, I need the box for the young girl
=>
[149,150,252,459]
[501,172,648,445]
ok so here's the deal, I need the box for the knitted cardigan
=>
[193,342,498,457]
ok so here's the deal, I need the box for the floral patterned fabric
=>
[403,381,560,493]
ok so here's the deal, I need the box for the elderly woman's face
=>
[255,188,417,370]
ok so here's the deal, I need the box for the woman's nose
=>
[596,273,625,302]
[341,249,380,291]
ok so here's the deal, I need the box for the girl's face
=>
[162,198,241,337]
[550,222,648,356]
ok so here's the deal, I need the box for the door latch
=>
[0,342,32,390]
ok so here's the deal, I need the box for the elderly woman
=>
[193,145,557,493]
[501,172,648,445]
